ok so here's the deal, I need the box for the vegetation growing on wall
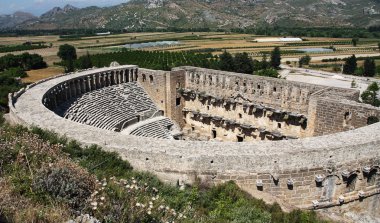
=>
[361,82,380,107]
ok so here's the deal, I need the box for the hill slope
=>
[4,0,380,30]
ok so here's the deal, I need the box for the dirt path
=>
[283,53,380,62]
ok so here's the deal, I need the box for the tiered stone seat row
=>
[58,82,159,131]
[129,117,175,139]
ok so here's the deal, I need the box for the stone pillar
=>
[117,71,121,84]
[113,71,118,85]
[109,72,114,85]
[108,72,115,86]
[76,80,81,95]
[82,79,87,94]
[61,83,69,101]
[126,70,130,82]
[101,73,106,87]
[95,73,100,89]
[92,74,96,90]
[87,76,92,92]
[128,69,132,82]
[100,73,105,87]
[105,73,108,87]
[71,81,76,98]
[134,69,138,81]
[106,72,110,86]
[65,83,71,99]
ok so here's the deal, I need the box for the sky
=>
[0,0,128,16]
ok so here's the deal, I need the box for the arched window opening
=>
[345,174,357,193]
[212,130,217,139]
[149,75,154,84]
[343,111,352,127]
[367,169,379,186]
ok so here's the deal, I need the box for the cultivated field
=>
[1,32,380,82]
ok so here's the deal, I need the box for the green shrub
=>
[0,112,4,126]
[2,126,331,223]
[1,67,28,78]
[255,68,279,78]
[33,160,96,209]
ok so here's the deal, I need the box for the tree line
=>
[0,53,47,108]
[0,43,49,53]
[0,53,47,72]
[343,55,377,77]
[218,47,281,77]
[59,44,282,78]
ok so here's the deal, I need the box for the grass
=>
[24,67,64,83]
[0,117,332,223]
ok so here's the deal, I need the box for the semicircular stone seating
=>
[56,82,168,133]
[128,117,176,139]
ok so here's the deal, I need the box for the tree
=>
[218,51,235,71]
[57,44,77,61]
[261,54,269,70]
[363,58,376,77]
[343,55,357,75]
[361,82,380,107]
[1,67,27,78]
[233,52,254,74]
[270,47,281,69]
[255,68,279,78]
[64,59,75,73]
[352,37,359,47]
[78,52,93,69]
[299,55,311,68]
[58,44,77,72]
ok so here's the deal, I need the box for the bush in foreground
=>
[0,123,331,223]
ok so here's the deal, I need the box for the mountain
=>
[6,0,380,30]
[0,11,37,29]
[40,4,79,18]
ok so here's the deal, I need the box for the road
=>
[280,65,380,94]
[283,53,380,62]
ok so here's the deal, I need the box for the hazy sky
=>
[0,0,128,15]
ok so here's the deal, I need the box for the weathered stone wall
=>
[137,68,186,127]
[8,65,380,210]
[310,97,380,136]
[182,96,307,141]
[173,66,340,115]
[165,69,186,128]
[137,68,168,112]
[173,67,373,140]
